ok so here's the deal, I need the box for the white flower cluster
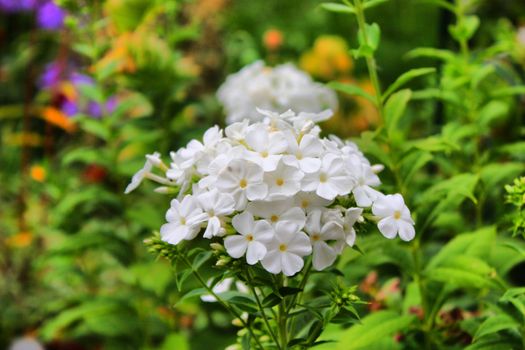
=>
[127,109,415,276]
[217,61,338,124]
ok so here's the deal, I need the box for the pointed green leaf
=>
[320,2,356,14]
[384,89,412,137]
[328,81,377,105]
[363,0,389,10]
[473,315,519,341]
[383,68,436,100]
[335,311,415,350]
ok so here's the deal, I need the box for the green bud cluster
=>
[144,232,180,261]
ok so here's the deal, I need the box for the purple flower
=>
[62,100,78,116]
[70,72,94,86]
[39,61,65,88]
[0,0,37,12]
[87,101,103,118]
[36,1,64,30]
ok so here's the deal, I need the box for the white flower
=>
[197,189,235,238]
[305,210,345,271]
[372,194,415,241]
[294,191,333,212]
[246,199,305,229]
[346,155,381,207]
[283,133,323,173]
[264,161,304,200]
[225,119,250,143]
[201,278,249,302]
[224,212,274,265]
[343,207,363,247]
[216,159,268,210]
[125,152,162,194]
[244,127,287,171]
[217,61,338,124]
[302,153,354,200]
[160,195,206,245]
[261,222,312,276]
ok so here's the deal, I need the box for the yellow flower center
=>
[393,211,401,220]
[296,152,303,160]
[319,173,328,183]
[180,218,187,225]
[239,178,248,188]
[301,200,309,209]
[246,234,254,241]
[271,215,279,222]
[276,178,284,186]
[260,151,269,158]
[312,234,320,241]
[279,244,287,252]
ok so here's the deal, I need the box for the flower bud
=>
[232,318,244,327]
[210,243,225,252]
[216,256,231,266]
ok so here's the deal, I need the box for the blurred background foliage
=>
[1,0,525,349]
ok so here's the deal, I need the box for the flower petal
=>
[246,182,268,200]
[377,217,398,239]
[281,252,304,276]
[246,241,267,265]
[261,250,283,274]
[312,241,337,271]
[398,221,415,241]
[160,223,189,245]
[225,235,249,258]
[232,211,255,235]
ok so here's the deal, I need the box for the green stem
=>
[353,0,384,118]
[181,257,264,350]
[279,300,288,350]
[287,260,313,341]
[246,269,281,349]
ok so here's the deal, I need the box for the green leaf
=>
[471,64,495,88]
[426,227,496,270]
[417,0,456,12]
[77,84,104,103]
[363,0,389,10]
[419,173,479,208]
[478,101,509,127]
[161,334,190,350]
[279,287,303,297]
[262,293,282,308]
[480,163,524,189]
[76,117,110,140]
[62,147,107,166]
[499,142,525,159]
[491,86,525,98]
[500,287,525,302]
[449,15,480,42]
[473,315,519,341]
[425,267,496,289]
[328,81,377,105]
[384,89,412,138]
[335,311,415,350]
[406,47,454,61]
[320,3,356,14]
[175,288,207,305]
[383,68,436,100]
[192,251,213,271]
[229,295,258,313]
[363,23,381,51]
